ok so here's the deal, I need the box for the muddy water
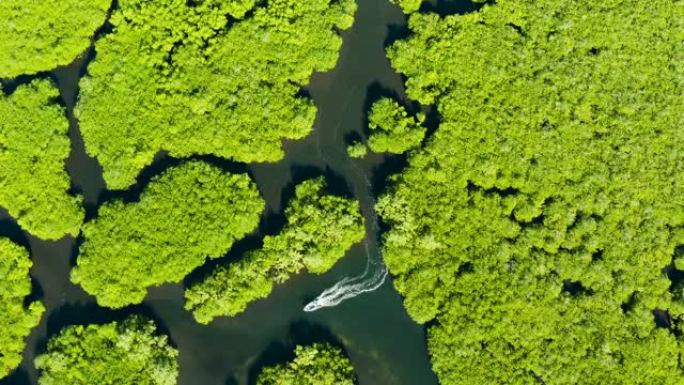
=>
[0,1,439,385]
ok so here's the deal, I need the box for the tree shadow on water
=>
[289,320,344,348]
[24,277,45,310]
[384,23,411,48]
[34,301,175,357]
[0,367,31,385]
[246,321,350,385]
[68,233,86,269]
[420,0,492,16]
[0,72,53,96]
[246,340,293,385]
[363,82,417,123]
[370,153,408,198]
[285,165,353,203]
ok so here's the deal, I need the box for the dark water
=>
[0,1,440,385]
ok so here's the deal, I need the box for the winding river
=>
[0,1,440,385]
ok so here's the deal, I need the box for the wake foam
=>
[305,128,389,312]
[304,245,388,312]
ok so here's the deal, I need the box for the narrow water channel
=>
[0,1,439,385]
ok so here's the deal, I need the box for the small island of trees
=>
[367,97,425,154]
[256,343,356,385]
[35,316,178,385]
[0,80,84,240]
[72,161,264,308]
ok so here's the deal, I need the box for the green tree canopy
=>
[35,316,178,385]
[378,0,684,384]
[185,177,364,323]
[367,97,425,154]
[257,343,356,385]
[0,238,44,380]
[76,0,357,189]
[347,141,368,159]
[0,79,84,240]
[0,0,110,78]
[72,160,264,308]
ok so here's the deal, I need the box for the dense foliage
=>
[76,0,357,189]
[0,80,84,240]
[35,317,178,385]
[0,239,44,380]
[257,343,356,385]
[367,97,425,154]
[72,161,264,308]
[0,0,110,78]
[185,177,364,323]
[378,0,684,384]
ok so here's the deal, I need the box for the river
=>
[0,1,440,384]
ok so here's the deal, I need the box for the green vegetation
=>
[389,0,422,14]
[72,161,264,308]
[76,0,357,189]
[346,141,368,159]
[0,79,84,240]
[0,0,110,78]
[185,177,364,323]
[367,98,425,154]
[0,239,44,380]
[378,0,684,384]
[35,316,178,385]
[257,343,355,385]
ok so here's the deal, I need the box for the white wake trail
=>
[304,238,388,311]
[304,112,389,312]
